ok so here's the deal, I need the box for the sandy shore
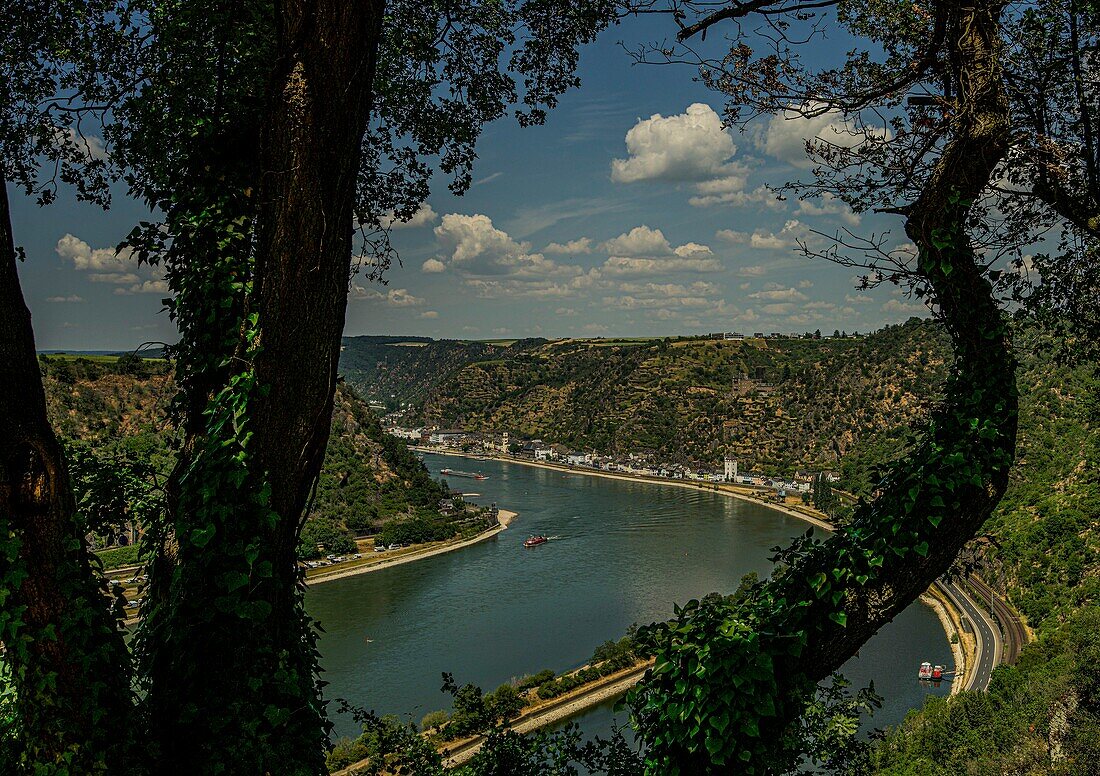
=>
[307,510,518,587]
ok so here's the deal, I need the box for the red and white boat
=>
[918,661,933,680]
[931,665,944,681]
[523,535,548,548]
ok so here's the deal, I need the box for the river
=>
[307,453,951,746]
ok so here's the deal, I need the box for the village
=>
[385,425,842,499]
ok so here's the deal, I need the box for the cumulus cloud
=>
[352,286,425,307]
[419,310,439,319]
[46,294,83,303]
[599,226,715,266]
[600,225,675,257]
[762,103,891,169]
[57,234,168,293]
[430,213,576,280]
[381,202,437,230]
[56,234,133,273]
[737,265,768,277]
[543,238,593,255]
[611,104,765,208]
[612,103,736,183]
[845,293,874,304]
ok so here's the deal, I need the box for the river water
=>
[307,453,951,744]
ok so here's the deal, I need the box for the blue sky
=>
[12,13,929,350]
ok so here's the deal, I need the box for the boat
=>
[918,661,933,680]
[932,665,944,681]
[523,535,548,548]
[440,468,489,480]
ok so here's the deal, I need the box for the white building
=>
[500,432,509,454]
[723,456,738,482]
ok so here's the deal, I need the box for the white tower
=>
[500,432,509,454]
[724,456,738,482]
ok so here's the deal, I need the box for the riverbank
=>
[415,447,833,531]
[306,509,517,587]
[440,660,655,769]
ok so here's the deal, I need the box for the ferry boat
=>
[440,468,489,480]
[523,535,548,548]
[932,665,944,681]
[918,661,933,680]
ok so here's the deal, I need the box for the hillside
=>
[362,320,951,481]
[38,355,446,555]
[338,336,512,407]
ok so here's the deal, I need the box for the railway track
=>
[966,575,1029,665]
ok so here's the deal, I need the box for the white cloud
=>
[352,286,425,307]
[716,229,749,244]
[737,265,768,277]
[555,307,579,316]
[601,255,721,276]
[115,279,169,295]
[56,234,133,273]
[882,298,927,316]
[794,192,861,226]
[748,287,808,302]
[46,294,83,303]
[599,226,714,266]
[762,103,891,169]
[612,103,765,208]
[57,234,170,294]
[54,128,107,161]
[761,303,796,315]
[845,293,874,304]
[748,219,808,250]
[612,103,736,183]
[600,225,674,257]
[430,213,574,280]
[382,203,437,230]
[543,238,593,255]
[419,310,439,319]
[422,258,447,273]
[798,279,814,289]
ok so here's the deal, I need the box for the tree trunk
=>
[140,3,386,774]
[631,1,1019,770]
[0,179,133,772]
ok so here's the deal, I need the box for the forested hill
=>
[38,354,443,540]
[342,320,953,477]
[338,335,515,406]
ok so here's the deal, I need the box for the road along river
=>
[307,453,951,743]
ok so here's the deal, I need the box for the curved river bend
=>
[307,454,950,742]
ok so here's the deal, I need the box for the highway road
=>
[940,580,1002,691]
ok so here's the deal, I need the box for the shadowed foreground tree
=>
[620,0,1025,771]
[4,1,616,774]
[0,4,134,772]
